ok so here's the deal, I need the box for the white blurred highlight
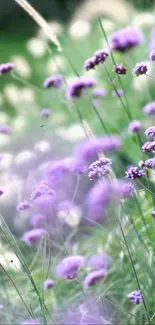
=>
[46,56,66,73]
[34,140,51,153]
[27,37,46,57]
[11,56,31,78]
[69,20,91,39]
[132,12,155,29]
[57,124,85,142]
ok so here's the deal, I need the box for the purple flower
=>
[66,76,97,99]
[74,136,121,163]
[128,120,142,133]
[84,56,97,71]
[29,214,46,228]
[43,74,63,88]
[112,88,124,97]
[86,253,111,271]
[152,211,155,218]
[0,125,12,134]
[143,101,155,115]
[20,319,40,325]
[88,157,112,180]
[56,255,85,279]
[114,64,127,75]
[16,201,32,212]
[142,141,155,152]
[30,181,55,201]
[22,228,47,246]
[0,304,3,310]
[145,126,155,137]
[133,62,148,76]
[87,180,121,221]
[139,158,155,169]
[44,279,55,289]
[120,181,135,198]
[110,26,143,52]
[0,62,14,75]
[125,166,145,179]
[94,49,109,64]
[47,159,71,183]
[92,88,107,97]
[84,269,106,287]
[40,108,51,119]
[127,290,143,305]
[69,159,87,175]
[149,49,155,61]
[0,190,4,196]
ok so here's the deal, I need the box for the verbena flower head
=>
[88,157,112,180]
[127,290,143,304]
[142,141,155,152]
[149,49,155,61]
[94,49,109,64]
[56,255,85,279]
[0,304,3,310]
[44,279,55,289]
[84,269,106,287]
[86,253,111,270]
[30,181,55,201]
[145,126,155,137]
[0,125,12,134]
[110,26,143,52]
[120,181,135,198]
[0,189,4,196]
[114,64,127,75]
[20,319,40,325]
[66,76,97,99]
[40,108,51,119]
[143,101,155,115]
[128,120,142,133]
[152,211,155,218]
[16,201,32,212]
[84,56,97,71]
[139,157,155,168]
[125,166,145,179]
[22,228,47,246]
[112,88,124,97]
[84,50,108,71]
[0,62,14,75]
[43,74,63,88]
[74,136,121,163]
[92,88,107,97]
[133,62,148,76]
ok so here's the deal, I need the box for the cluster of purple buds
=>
[133,62,148,76]
[128,120,142,133]
[40,108,51,119]
[83,269,106,287]
[66,76,97,99]
[22,228,47,246]
[0,62,14,75]
[16,201,32,212]
[145,126,155,137]
[139,157,155,169]
[142,141,155,153]
[0,125,12,135]
[120,181,135,198]
[152,211,155,218]
[30,181,55,201]
[110,26,143,52]
[86,253,111,271]
[149,49,155,61]
[88,157,112,180]
[43,74,63,88]
[125,166,145,179]
[127,290,143,305]
[56,255,85,279]
[113,64,127,75]
[143,101,155,115]
[84,49,109,71]
[0,190,4,196]
[44,279,55,290]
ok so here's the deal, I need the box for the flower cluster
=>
[127,290,143,305]
[88,157,112,180]
[125,166,145,179]
[84,49,109,71]
[110,26,143,52]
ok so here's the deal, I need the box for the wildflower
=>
[0,125,12,134]
[69,159,87,175]
[152,211,155,217]
[145,126,155,137]
[139,157,155,168]
[92,88,107,97]
[112,88,124,97]
[125,166,145,179]
[127,290,143,304]
[20,319,40,325]
[88,157,112,180]
[114,64,127,75]
[0,304,3,310]
[120,181,135,198]
[133,62,148,76]
[43,74,63,88]
[56,255,85,279]
[149,49,155,61]
[22,228,47,246]
[30,181,55,201]
[110,26,143,52]
[84,269,106,287]
[66,76,97,99]
[94,49,109,64]
[84,56,97,71]
[142,141,155,152]
[0,190,4,196]
[47,159,71,183]
[143,101,155,115]
[16,201,32,212]
[44,279,55,289]
[128,120,142,133]
[86,253,111,270]
[40,108,51,119]
[29,214,46,228]
[0,62,14,75]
